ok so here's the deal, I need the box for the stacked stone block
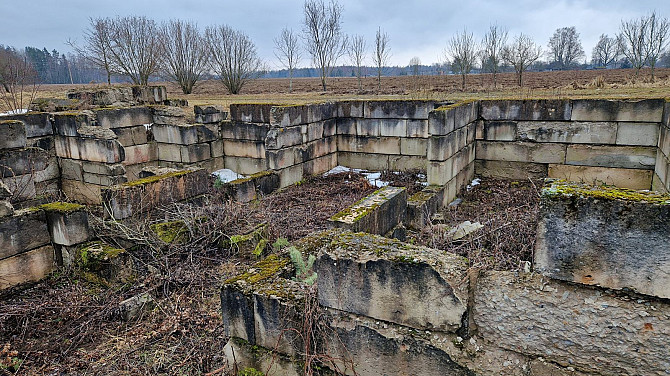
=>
[427,101,478,205]
[477,99,662,190]
[221,104,274,175]
[53,111,127,204]
[337,100,436,172]
[267,102,338,187]
[653,100,670,192]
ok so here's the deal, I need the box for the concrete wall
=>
[654,100,670,193]
[477,99,662,190]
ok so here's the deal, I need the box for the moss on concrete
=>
[224,254,290,285]
[77,241,126,271]
[121,170,192,187]
[40,201,85,213]
[544,180,670,205]
[150,220,189,244]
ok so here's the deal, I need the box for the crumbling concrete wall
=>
[477,99,662,190]
[654,100,670,193]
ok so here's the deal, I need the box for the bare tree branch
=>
[0,48,39,112]
[591,34,623,68]
[274,28,302,93]
[372,27,390,92]
[302,0,347,91]
[206,25,263,95]
[447,28,477,91]
[159,20,209,94]
[481,25,508,88]
[619,15,650,77]
[502,33,542,87]
[347,34,366,91]
[68,17,116,85]
[548,26,585,69]
[643,11,670,80]
[106,16,163,85]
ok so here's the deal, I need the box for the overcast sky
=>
[1,0,668,68]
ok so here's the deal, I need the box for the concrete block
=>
[451,145,472,175]
[407,119,429,138]
[475,160,548,180]
[0,245,54,290]
[466,121,477,144]
[42,203,90,246]
[454,101,477,129]
[548,164,653,190]
[267,148,296,170]
[303,153,337,176]
[101,168,210,219]
[229,103,275,123]
[194,104,226,115]
[364,100,433,119]
[132,85,167,104]
[389,155,427,171]
[475,119,484,140]
[222,339,302,376]
[517,121,617,144]
[224,171,280,202]
[123,144,156,165]
[180,143,211,163]
[476,141,567,164]
[95,106,153,129]
[616,122,660,146]
[337,100,365,118]
[152,106,187,125]
[152,124,197,144]
[0,120,27,149]
[480,99,572,121]
[311,229,468,331]
[571,99,664,122]
[54,136,125,163]
[225,156,267,175]
[60,159,83,181]
[660,125,670,157]
[156,142,181,162]
[221,121,269,141]
[52,112,92,137]
[474,271,670,376]
[328,186,406,235]
[427,160,454,186]
[652,173,668,193]
[62,179,102,205]
[278,164,303,188]
[82,161,125,176]
[322,118,337,137]
[427,128,466,162]
[407,185,445,229]
[1,174,36,201]
[0,200,13,218]
[270,105,308,126]
[337,152,389,171]
[111,125,147,146]
[223,140,265,159]
[655,151,668,184]
[565,144,656,170]
[400,138,427,156]
[0,147,49,178]
[300,137,337,161]
[535,181,670,298]
[265,126,302,149]
[301,121,324,142]
[2,112,52,138]
[428,107,455,136]
[195,112,226,124]
[356,119,380,137]
[210,139,224,158]
[196,123,219,143]
[336,118,357,135]
[379,119,407,137]
[481,121,516,141]
[83,172,127,186]
[0,209,50,259]
[337,135,400,155]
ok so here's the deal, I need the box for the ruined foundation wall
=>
[654,100,670,193]
[476,99,662,190]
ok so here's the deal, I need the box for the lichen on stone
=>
[544,180,670,205]
[39,201,85,213]
[150,220,189,244]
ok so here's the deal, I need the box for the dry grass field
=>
[29,67,670,115]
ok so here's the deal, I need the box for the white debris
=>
[466,178,481,191]
[448,220,484,240]
[143,123,153,130]
[324,165,390,187]
[212,168,245,183]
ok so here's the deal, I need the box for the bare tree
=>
[591,34,623,67]
[106,16,162,85]
[643,12,670,80]
[619,16,650,76]
[480,24,508,88]
[158,20,208,94]
[206,25,263,94]
[274,28,302,93]
[302,0,347,91]
[347,34,366,91]
[68,17,116,85]
[409,56,421,76]
[0,48,39,112]
[548,26,584,69]
[502,33,543,87]
[372,27,390,92]
[447,28,477,91]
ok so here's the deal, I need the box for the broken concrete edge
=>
[542,179,670,205]
[328,186,406,224]
[106,167,202,191]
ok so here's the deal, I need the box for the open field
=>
[29,68,670,115]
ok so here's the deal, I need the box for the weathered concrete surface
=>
[328,186,406,235]
[407,185,444,229]
[565,144,656,170]
[42,203,91,246]
[229,103,276,123]
[222,338,302,376]
[2,112,53,138]
[476,141,567,164]
[571,99,664,123]
[516,121,618,144]
[310,230,469,332]
[0,209,50,260]
[548,164,653,190]
[473,271,670,376]
[0,120,27,149]
[102,168,210,219]
[475,160,548,180]
[535,181,670,299]
[223,171,280,202]
[480,99,572,121]
[0,245,54,290]
[94,106,153,129]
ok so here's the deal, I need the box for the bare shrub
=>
[159,20,209,94]
[302,0,347,91]
[206,24,263,94]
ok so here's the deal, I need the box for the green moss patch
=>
[77,241,126,271]
[40,201,85,213]
[224,254,290,285]
[544,181,670,205]
[150,220,189,244]
[121,170,192,188]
